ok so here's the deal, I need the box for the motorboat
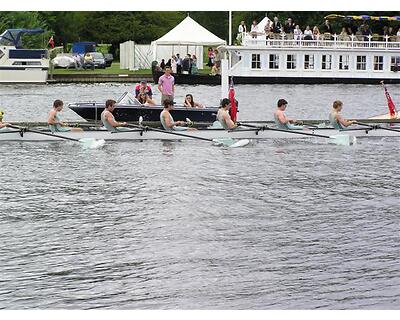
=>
[0,29,49,83]
[68,92,219,123]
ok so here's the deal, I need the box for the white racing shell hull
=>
[0,127,399,142]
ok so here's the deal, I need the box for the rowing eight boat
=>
[0,125,399,142]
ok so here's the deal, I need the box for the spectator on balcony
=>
[293,25,303,42]
[361,23,371,41]
[322,19,333,34]
[303,26,313,40]
[272,16,282,38]
[396,27,400,42]
[264,20,272,40]
[284,17,295,35]
[383,26,391,38]
[237,21,247,43]
[238,20,247,34]
[339,27,350,41]
[388,27,395,41]
[250,20,259,39]
[312,26,320,40]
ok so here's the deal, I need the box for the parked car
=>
[51,53,76,68]
[83,52,106,69]
[104,53,113,67]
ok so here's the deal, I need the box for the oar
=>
[354,121,400,133]
[237,123,355,146]
[8,124,105,149]
[0,128,25,135]
[126,123,249,148]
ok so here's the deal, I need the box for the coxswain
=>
[274,99,304,130]
[0,111,10,131]
[329,100,356,129]
[48,100,81,133]
[101,99,128,132]
[217,98,237,130]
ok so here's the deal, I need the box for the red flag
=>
[382,82,397,118]
[228,79,237,122]
[48,36,55,49]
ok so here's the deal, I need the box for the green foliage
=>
[1,11,399,52]
[0,11,51,48]
[96,44,112,54]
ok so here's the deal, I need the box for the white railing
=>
[241,33,400,50]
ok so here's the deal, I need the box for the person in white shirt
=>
[304,25,313,40]
[237,21,247,43]
[294,25,303,41]
[238,20,247,34]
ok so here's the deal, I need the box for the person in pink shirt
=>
[158,66,175,104]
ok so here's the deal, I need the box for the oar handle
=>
[127,124,213,142]
[238,122,331,139]
[354,121,375,128]
[354,121,400,133]
[8,124,80,142]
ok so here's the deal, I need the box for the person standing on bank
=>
[158,66,175,104]
[101,99,128,132]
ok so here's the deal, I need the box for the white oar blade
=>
[229,139,250,148]
[212,138,250,148]
[185,118,193,126]
[329,135,357,146]
[79,138,106,149]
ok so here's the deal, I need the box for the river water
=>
[0,83,399,309]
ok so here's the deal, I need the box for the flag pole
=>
[229,11,232,46]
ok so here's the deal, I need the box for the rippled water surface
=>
[0,83,399,309]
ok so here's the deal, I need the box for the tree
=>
[0,11,51,48]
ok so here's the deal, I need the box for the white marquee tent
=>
[257,15,272,32]
[151,16,226,69]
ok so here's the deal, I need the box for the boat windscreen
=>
[0,29,44,48]
[117,92,142,106]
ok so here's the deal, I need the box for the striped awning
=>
[325,14,400,22]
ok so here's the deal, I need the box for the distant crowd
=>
[237,17,400,42]
[155,47,222,76]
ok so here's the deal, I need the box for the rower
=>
[101,99,128,132]
[48,100,82,133]
[329,100,356,129]
[160,99,195,131]
[274,99,304,130]
[217,98,237,130]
